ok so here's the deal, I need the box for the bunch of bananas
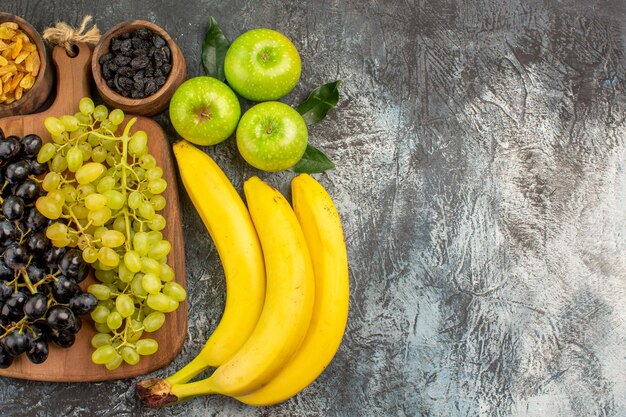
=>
[136,141,349,407]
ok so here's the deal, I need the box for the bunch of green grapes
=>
[35,97,186,369]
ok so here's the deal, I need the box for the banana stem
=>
[136,377,216,408]
[164,355,213,385]
[170,379,216,399]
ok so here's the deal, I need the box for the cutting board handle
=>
[46,42,93,116]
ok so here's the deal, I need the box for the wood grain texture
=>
[0,1,623,416]
[0,43,187,381]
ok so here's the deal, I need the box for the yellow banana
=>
[164,141,266,384]
[138,176,315,407]
[236,173,349,406]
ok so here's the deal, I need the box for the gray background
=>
[1,0,625,416]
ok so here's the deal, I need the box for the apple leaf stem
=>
[202,17,231,81]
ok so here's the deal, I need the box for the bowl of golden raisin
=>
[0,13,54,117]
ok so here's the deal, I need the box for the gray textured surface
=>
[1,0,625,416]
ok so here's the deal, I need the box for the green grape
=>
[101,230,125,248]
[77,183,96,197]
[99,299,116,311]
[74,111,91,125]
[91,344,117,364]
[85,193,107,211]
[46,223,68,240]
[103,190,125,210]
[44,116,65,136]
[95,269,116,283]
[51,133,68,145]
[109,108,125,125]
[160,264,175,282]
[148,179,167,195]
[141,273,162,295]
[93,104,108,121]
[143,312,166,333]
[150,195,166,211]
[124,251,142,273]
[60,115,80,132]
[76,162,106,184]
[134,167,146,180]
[83,247,99,263]
[133,232,149,256]
[139,202,155,220]
[148,215,166,231]
[118,262,135,283]
[70,204,90,219]
[131,274,148,297]
[146,293,174,312]
[92,146,107,163]
[36,197,62,220]
[93,226,108,239]
[127,319,144,342]
[113,216,127,233]
[100,119,117,133]
[79,97,95,115]
[42,172,62,191]
[66,147,84,172]
[147,231,163,243]
[38,143,57,163]
[62,185,78,202]
[105,354,123,370]
[50,154,68,173]
[114,279,127,291]
[94,322,112,334]
[145,167,163,181]
[77,234,91,250]
[98,246,120,267]
[89,207,112,226]
[96,260,115,271]
[89,284,111,301]
[97,176,116,193]
[90,305,110,323]
[46,190,65,205]
[129,131,148,156]
[128,191,143,209]
[79,142,93,161]
[139,154,156,169]
[136,339,159,356]
[102,138,117,152]
[121,346,140,365]
[106,311,123,330]
[87,133,100,147]
[148,240,171,260]
[51,237,71,248]
[163,282,187,302]
[115,294,135,318]
[91,333,112,348]
[162,298,179,313]
[141,257,162,276]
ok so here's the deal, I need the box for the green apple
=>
[236,101,308,171]
[169,76,241,146]
[224,29,301,102]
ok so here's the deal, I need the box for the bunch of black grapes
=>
[0,130,97,368]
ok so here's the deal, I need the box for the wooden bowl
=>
[92,20,186,116]
[0,13,54,118]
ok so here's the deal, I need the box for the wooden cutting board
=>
[0,43,187,381]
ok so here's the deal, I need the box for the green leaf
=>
[201,17,230,81]
[296,81,341,125]
[292,144,336,173]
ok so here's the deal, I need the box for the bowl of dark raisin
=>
[92,20,186,116]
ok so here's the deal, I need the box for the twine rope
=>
[42,15,101,55]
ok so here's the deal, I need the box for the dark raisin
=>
[131,90,144,99]
[99,53,114,64]
[133,79,145,92]
[144,80,157,96]
[119,32,130,40]
[132,48,147,57]
[111,38,122,51]
[145,68,154,77]
[114,55,131,67]
[154,68,163,77]
[106,79,116,89]
[155,76,166,87]
[118,77,134,91]
[133,70,145,82]
[130,56,150,70]
[152,35,166,49]
[162,63,171,75]
[131,38,149,51]
[118,66,135,78]
[161,46,171,62]
[120,38,133,55]
[102,64,112,80]
[134,28,152,40]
